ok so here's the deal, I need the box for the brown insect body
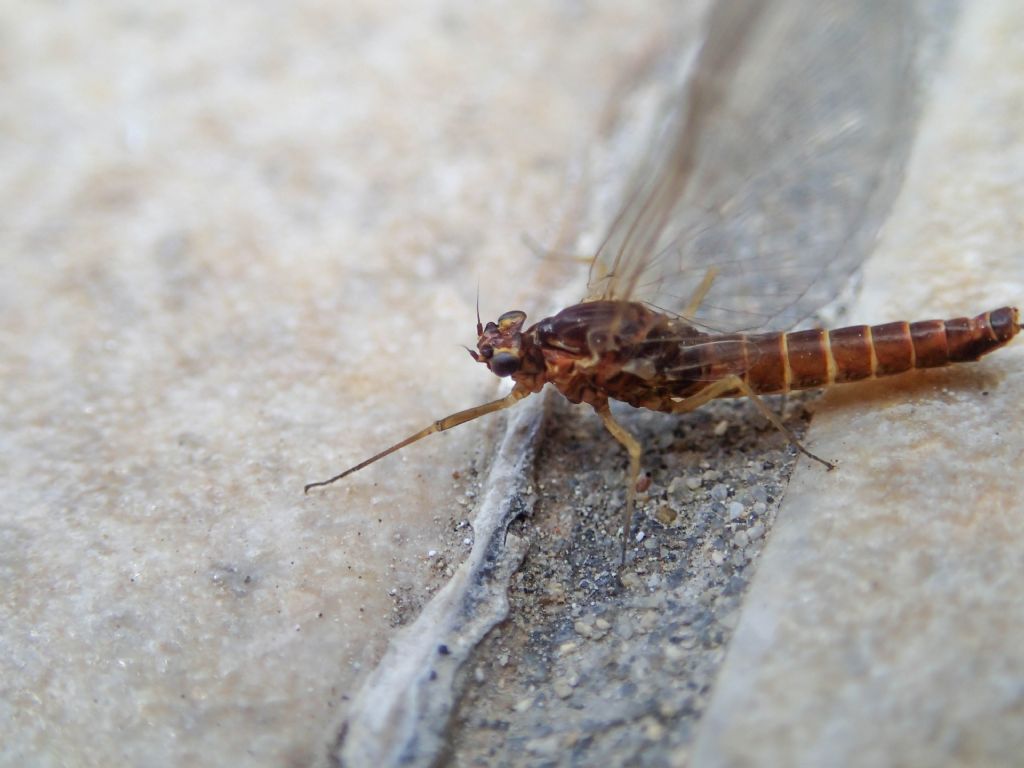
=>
[482,302,1021,411]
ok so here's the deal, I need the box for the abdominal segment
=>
[742,307,1020,395]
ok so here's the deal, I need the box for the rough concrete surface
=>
[2,2,1023,768]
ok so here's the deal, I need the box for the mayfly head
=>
[470,309,527,377]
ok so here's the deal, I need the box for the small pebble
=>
[747,522,766,541]
[727,501,745,520]
[615,616,635,640]
[643,716,665,741]
[713,419,729,436]
[574,620,594,638]
[525,734,560,756]
[710,483,729,501]
[639,611,660,632]
[667,476,689,498]
[514,697,535,713]
[656,504,677,525]
[658,698,683,719]
[553,679,574,699]
[686,476,703,491]
[665,643,687,662]
[675,632,698,650]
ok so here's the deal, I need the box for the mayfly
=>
[306,1,1019,562]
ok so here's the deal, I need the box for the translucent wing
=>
[587,0,927,332]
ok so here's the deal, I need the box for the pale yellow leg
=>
[305,388,530,493]
[670,375,834,470]
[594,403,644,564]
[682,267,719,318]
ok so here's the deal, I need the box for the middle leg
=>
[593,402,643,565]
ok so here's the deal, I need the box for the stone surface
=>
[4,1,1023,767]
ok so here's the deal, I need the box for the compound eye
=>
[478,345,494,359]
[489,351,521,377]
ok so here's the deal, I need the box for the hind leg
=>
[669,376,834,470]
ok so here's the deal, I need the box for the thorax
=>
[514,301,709,408]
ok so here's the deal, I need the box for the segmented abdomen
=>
[744,306,1020,394]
